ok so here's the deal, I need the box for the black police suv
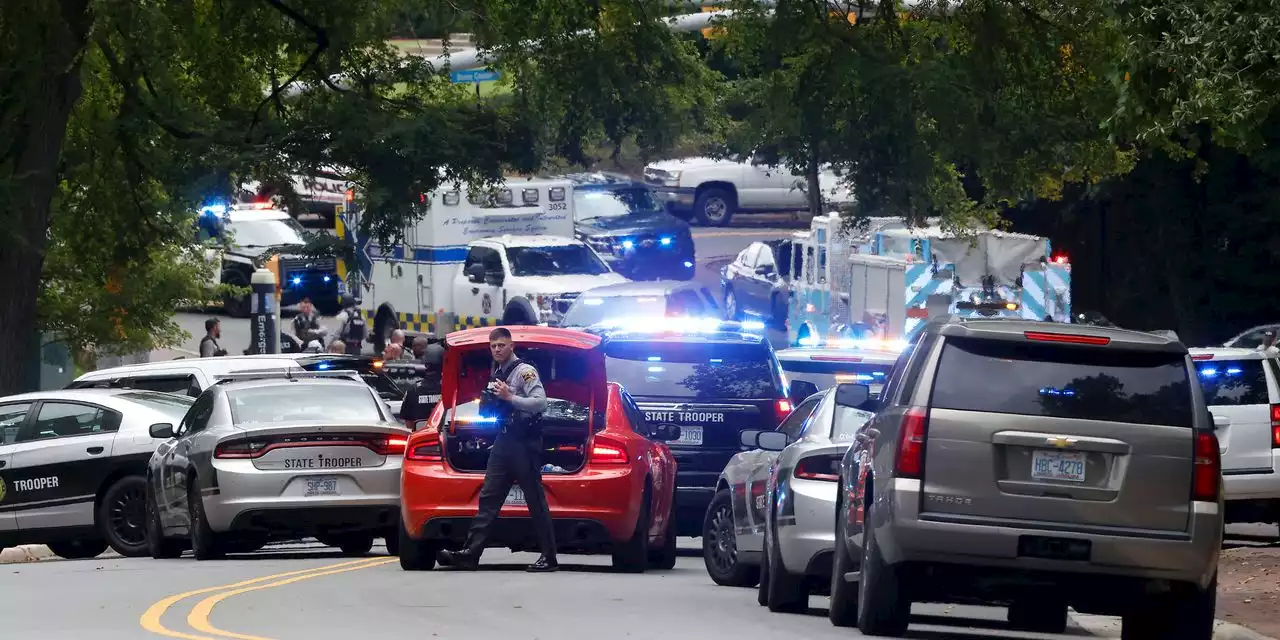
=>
[564,173,696,281]
[590,321,817,536]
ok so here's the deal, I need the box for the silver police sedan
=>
[702,383,873,609]
[144,371,410,560]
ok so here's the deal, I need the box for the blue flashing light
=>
[660,236,672,246]
[315,362,332,370]
[740,320,766,331]
[854,374,875,382]
[323,275,331,283]
[709,358,723,364]
[200,203,228,217]
[291,276,302,285]
[1039,387,1076,397]
[648,366,665,373]
[683,261,694,268]
[872,371,886,377]
[798,335,821,347]
[622,239,635,250]
[1227,367,1243,375]
[1199,368,1218,378]
[456,415,498,424]
[647,356,662,362]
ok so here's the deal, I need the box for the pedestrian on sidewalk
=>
[199,318,228,357]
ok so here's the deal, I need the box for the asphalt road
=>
[3,538,1128,640]
[163,225,795,359]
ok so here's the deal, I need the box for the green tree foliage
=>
[1112,0,1280,153]
[716,0,1136,228]
[0,0,717,394]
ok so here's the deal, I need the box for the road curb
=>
[1071,613,1277,640]
[0,545,58,564]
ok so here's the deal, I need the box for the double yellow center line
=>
[139,557,395,640]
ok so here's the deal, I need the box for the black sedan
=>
[564,173,696,281]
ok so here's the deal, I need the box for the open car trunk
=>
[444,398,592,474]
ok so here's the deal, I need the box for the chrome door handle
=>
[86,446,104,455]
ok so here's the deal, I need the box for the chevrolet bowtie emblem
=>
[1046,436,1077,448]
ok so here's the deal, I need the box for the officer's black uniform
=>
[437,356,557,573]
[399,343,444,428]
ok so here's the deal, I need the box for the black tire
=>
[648,502,678,570]
[397,518,438,571]
[856,499,911,636]
[188,482,223,561]
[99,475,150,557]
[757,548,771,606]
[384,530,401,556]
[146,483,184,559]
[46,539,108,560]
[1121,575,1216,640]
[338,534,375,556]
[724,287,742,321]
[1008,596,1068,633]
[694,188,735,227]
[829,499,859,627]
[765,521,808,613]
[502,304,535,326]
[612,489,651,573]
[702,489,760,587]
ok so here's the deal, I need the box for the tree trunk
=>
[805,143,822,216]
[0,0,93,396]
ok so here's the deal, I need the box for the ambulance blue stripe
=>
[906,276,944,309]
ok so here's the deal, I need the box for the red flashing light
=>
[1190,354,1215,361]
[252,201,273,210]
[1192,431,1220,502]
[1271,405,1280,449]
[589,435,629,465]
[774,399,793,424]
[1024,331,1111,346]
[895,407,928,478]
[1052,254,1069,265]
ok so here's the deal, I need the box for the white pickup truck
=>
[642,156,853,226]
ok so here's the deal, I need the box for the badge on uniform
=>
[521,370,536,383]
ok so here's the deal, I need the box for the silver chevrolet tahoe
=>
[829,318,1223,639]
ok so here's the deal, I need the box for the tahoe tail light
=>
[794,454,841,482]
[406,431,443,462]
[589,435,629,465]
[1023,330,1111,346]
[1271,405,1280,449]
[213,433,407,459]
[895,407,928,478]
[1193,430,1221,502]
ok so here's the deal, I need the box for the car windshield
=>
[1195,359,1270,406]
[575,187,665,221]
[505,245,611,276]
[225,217,308,248]
[930,337,1194,427]
[604,342,782,400]
[560,294,668,327]
[228,384,383,423]
[116,391,196,420]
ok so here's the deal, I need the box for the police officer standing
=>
[437,328,558,573]
[399,342,444,429]
[333,295,366,355]
[199,318,228,357]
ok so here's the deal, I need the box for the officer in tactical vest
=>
[334,295,366,355]
[399,342,445,428]
[437,327,557,573]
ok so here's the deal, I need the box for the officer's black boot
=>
[437,548,479,571]
[526,554,558,573]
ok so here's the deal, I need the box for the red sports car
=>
[398,326,680,572]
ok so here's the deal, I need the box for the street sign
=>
[449,69,500,83]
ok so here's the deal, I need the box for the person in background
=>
[333,295,366,355]
[199,318,228,357]
[399,341,445,429]
[411,336,430,362]
[327,341,346,354]
[390,329,406,350]
[292,297,324,345]
[383,343,406,361]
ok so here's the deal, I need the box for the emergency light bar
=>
[796,336,909,353]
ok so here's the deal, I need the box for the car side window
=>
[895,332,940,404]
[464,246,503,275]
[0,403,33,446]
[619,391,651,437]
[880,331,926,407]
[18,402,122,443]
[776,394,823,440]
[757,246,776,271]
[179,394,216,437]
[120,375,199,396]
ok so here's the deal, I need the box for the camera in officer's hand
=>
[479,376,514,424]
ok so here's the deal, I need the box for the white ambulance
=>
[342,178,628,348]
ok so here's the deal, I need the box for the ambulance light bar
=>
[594,317,766,335]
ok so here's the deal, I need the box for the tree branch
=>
[96,36,207,141]
[246,0,331,141]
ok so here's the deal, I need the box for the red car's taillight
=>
[406,432,443,462]
[895,407,928,478]
[370,436,407,456]
[794,454,841,482]
[589,435,629,465]
[1193,430,1221,502]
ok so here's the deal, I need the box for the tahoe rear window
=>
[605,342,783,400]
[1195,359,1270,406]
[930,338,1194,427]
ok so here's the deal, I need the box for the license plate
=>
[1031,450,1086,483]
[672,425,704,446]
[304,476,340,497]
[505,486,526,506]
